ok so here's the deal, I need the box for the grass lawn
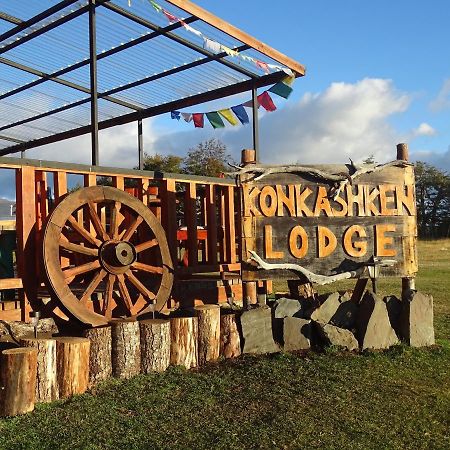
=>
[0,239,449,450]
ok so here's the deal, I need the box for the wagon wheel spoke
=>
[63,260,101,280]
[80,268,107,305]
[130,294,148,316]
[131,261,163,275]
[59,238,99,257]
[109,201,122,240]
[67,215,102,247]
[116,273,133,312]
[125,270,155,300]
[87,201,109,241]
[122,215,144,242]
[103,274,116,320]
[135,239,158,253]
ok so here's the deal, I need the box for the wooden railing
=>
[0,156,241,320]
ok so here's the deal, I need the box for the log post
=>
[82,326,112,387]
[0,348,37,416]
[170,316,198,369]
[110,319,141,379]
[241,149,258,308]
[139,319,171,373]
[55,337,90,398]
[19,337,58,403]
[396,142,416,300]
[220,313,241,358]
[195,305,220,365]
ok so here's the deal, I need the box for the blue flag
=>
[231,104,249,125]
[171,111,181,120]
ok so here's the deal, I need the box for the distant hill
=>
[0,198,15,221]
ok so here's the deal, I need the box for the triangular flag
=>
[241,54,255,62]
[231,105,249,125]
[163,9,178,23]
[256,60,270,74]
[257,91,277,112]
[221,45,239,57]
[218,109,238,126]
[149,0,162,12]
[181,21,203,37]
[203,37,222,54]
[206,112,225,129]
[171,111,181,120]
[242,99,259,108]
[268,81,293,99]
[192,113,204,128]
[181,112,192,122]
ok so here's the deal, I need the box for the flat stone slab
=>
[400,291,435,347]
[357,292,399,350]
[330,297,358,330]
[316,322,359,351]
[311,292,340,324]
[240,307,280,354]
[274,298,303,319]
[283,317,312,351]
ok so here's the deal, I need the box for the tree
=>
[141,153,184,174]
[415,161,450,238]
[183,138,232,177]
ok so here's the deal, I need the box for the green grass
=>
[0,240,449,450]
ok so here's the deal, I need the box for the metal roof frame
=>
[0,0,305,165]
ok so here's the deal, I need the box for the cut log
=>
[82,326,112,387]
[220,313,241,358]
[139,319,171,373]
[55,337,90,398]
[19,337,58,403]
[195,305,220,365]
[0,347,37,416]
[110,319,141,379]
[170,316,198,369]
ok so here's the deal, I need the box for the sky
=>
[1,0,450,200]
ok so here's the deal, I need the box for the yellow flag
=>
[282,75,295,86]
[218,109,238,126]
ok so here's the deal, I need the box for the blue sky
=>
[2,0,450,176]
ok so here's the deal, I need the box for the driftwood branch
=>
[248,251,364,285]
[229,160,410,200]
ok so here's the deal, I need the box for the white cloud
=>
[413,122,436,136]
[429,78,450,112]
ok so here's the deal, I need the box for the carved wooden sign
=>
[240,163,417,281]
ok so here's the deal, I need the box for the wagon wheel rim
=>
[42,186,174,326]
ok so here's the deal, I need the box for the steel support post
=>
[89,0,99,166]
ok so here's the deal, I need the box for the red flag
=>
[163,9,178,23]
[256,60,270,74]
[193,113,204,128]
[257,91,277,112]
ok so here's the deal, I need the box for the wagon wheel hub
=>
[99,240,137,274]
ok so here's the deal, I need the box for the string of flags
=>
[170,75,294,129]
[128,0,294,77]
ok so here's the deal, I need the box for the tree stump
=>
[195,305,220,365]
[82,326,112,387]
[170,316,198,369]
[220,313,241,358]
[55,337,90,398]
[139,319,171,373]
[19,337,58,403]
[0,347,37,416]
[110,319,141,379]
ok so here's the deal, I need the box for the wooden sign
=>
[240,163,417,281]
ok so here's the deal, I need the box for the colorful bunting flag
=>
[257,91,277,112]
[163,9,178,23]
[181,112,193,122]
[171,111,181,120]
[256,60,270,74]
[242,99,256,108]
[203,37,222,54]
[181,21,203,37]
[193,113,204,128]
[268,81,293,99]
[231,105,250,125]
[149,0,162,12]
[221,45,239,57]
[206,112,225,129]
[218,109,238,126]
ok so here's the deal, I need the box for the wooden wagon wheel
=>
[42,186,174,327]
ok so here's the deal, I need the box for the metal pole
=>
[89,0,99,166]
[138,118,144,170]
[251,85,259,162]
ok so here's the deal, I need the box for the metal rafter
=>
[0,11,22,26]
[0,71,284,155]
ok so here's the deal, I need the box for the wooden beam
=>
[165,0,305,76]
